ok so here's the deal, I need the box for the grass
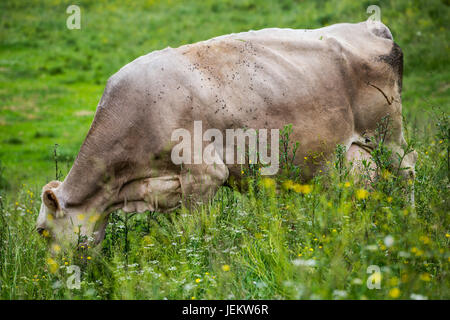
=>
[0,0,449,299]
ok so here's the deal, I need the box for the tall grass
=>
[1,117,448,299]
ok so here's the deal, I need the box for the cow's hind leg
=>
[346,143,377,183]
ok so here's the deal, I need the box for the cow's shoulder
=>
[107,47,175,85]
[97,47,179,108]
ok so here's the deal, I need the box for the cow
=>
[36,21,417,250]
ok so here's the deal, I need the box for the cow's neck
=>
[59,166,113,213]
[59,155,154,216]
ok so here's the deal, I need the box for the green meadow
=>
[0,0,448,299]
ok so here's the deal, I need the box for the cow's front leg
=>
[346,143,377,183]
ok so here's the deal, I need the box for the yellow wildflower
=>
[382,170,392,180]
[293,184,312,194]
[89,214,100,223]
[282,180,294,190]
[419,236,430,244]
[46,258,58,274]
[389,277,399,286]
[262,178,276,189]
[419,273,431,281]
[389,288,400,299]
[221,264,230,272]
[356,188,369,200]
[301,185,312,194]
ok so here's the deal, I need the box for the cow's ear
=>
[43,189,60,213]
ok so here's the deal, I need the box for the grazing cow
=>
[36,21,417,249]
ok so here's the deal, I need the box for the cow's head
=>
[36,180,107,252]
